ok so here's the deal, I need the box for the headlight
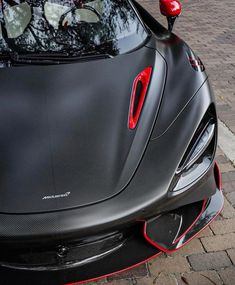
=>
[171,105,217,193]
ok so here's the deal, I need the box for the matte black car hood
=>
[0,47,166,213]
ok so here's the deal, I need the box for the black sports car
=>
[0,0,224,284]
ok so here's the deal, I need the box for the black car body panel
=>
[0,78,218,242]
[0,0,224,284]
[0,46,166,213]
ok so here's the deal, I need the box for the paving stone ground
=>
[89,1,235,284]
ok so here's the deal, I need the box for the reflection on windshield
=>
[0,0,147,58]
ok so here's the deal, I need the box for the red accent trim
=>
[160,0,182,18]
[214,161,222,190]
[129,66,152,129]
[188,57,205,70]
[64,252,162,285]
[143,196,224,253]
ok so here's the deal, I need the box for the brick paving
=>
[88,1,235,284]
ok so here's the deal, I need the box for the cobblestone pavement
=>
[89,1,235,284]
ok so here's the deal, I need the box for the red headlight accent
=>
[129,66,152,129]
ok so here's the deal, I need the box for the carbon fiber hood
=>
[0,46,166,213]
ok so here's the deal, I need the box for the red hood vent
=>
[129,67,152,129]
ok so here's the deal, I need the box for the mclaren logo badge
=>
[42,192,71,200]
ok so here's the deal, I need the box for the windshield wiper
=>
[0,53,16,67]
[0,50,113,66]
[12,51,113,64]
[0,52,59,66]
[14,52,70,59]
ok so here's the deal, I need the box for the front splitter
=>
[0,189,223,285]
[0,231,161,285]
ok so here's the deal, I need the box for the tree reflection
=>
[0,0,147,58]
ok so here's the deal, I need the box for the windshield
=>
[0,0,148,59]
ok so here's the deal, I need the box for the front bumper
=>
[0,186,224,285]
